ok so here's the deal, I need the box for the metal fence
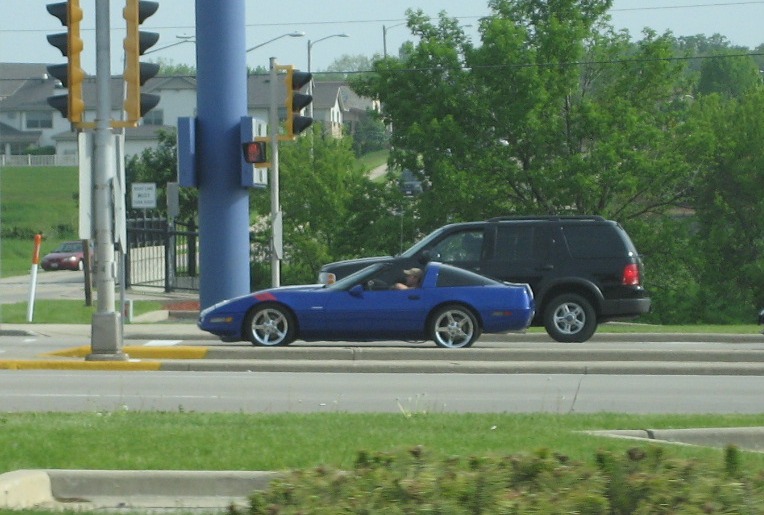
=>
[0,154,78,167]
[125,215,199,292]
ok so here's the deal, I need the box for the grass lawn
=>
[1,166,80,278]
[357,149,388,172]
[0,299,164,324]
[2,412,764,474]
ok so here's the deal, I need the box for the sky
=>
[1,1,764,75]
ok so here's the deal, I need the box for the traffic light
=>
[284,65,313,138]
[242,141,267,164]
[46,0,86,124]
[122,0,160,125]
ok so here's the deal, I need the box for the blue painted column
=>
[195,0,250,308]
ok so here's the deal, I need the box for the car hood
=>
[201,284,325,315]
[42,252,80,260]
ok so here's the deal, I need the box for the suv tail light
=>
[622,264,640,286]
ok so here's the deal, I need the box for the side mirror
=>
[349,284,364,297]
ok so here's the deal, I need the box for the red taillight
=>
[622,264,640,286]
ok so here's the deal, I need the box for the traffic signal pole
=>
[269,58,281,287]
[87,0,125,360]
[196,0,250,309]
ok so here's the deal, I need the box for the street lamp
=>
[306,33,349,118]
[382,22,406,58]
[246,31,305,53]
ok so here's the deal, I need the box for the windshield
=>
[399,226,447,258]
[326,263,387,290]
[56,242,82,252]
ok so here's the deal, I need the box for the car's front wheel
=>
[543,293,597,343]
[429,304,480,348]
[244,304,296,346]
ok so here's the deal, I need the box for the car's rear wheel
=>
[244,304,296,346]
[544,293,596,343]
[429,304,480,348]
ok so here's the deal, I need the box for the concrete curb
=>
[0,470,279,510]
[588,427,764,452]
[0,470,53,509]
[3,338,764,374]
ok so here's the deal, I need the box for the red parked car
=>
[40,241,88,271]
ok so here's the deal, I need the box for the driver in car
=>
[393,268,423,290]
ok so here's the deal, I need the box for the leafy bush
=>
[244,445,764,514]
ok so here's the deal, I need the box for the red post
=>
[32,233,42,265]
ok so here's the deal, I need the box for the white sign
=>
[131,182,157,209]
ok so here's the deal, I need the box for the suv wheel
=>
[543,294,597,343]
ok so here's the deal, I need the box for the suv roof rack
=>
[487,215,606,222]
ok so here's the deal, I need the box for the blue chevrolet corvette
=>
[198,262,535,348]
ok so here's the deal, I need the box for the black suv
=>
[318,216,651,342]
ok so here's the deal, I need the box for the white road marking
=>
[143,340,183,347]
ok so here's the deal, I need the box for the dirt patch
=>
[164,300,200,311]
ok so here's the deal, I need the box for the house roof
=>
[0,121,41,143]
[245,75,373,111]
[0,67,195,114]
[52,124,175,142]
[0,63,372,116]
[0,63,48,100]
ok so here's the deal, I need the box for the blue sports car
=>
[198,262,535,348]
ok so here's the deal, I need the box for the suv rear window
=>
[563,224,627,258]
[494,225,547,261]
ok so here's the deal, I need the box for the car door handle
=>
[538,264,554,271]
[408,294,421,300]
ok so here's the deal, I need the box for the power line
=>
[4,51,761,82]
[611,1,764,12]
[3,1,764,33]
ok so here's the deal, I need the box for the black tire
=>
[543,293,597,343]
[243,303,296,346]
[429,304,480,348]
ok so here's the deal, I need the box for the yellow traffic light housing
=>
[46,0,85,124]
[122,0,160,126]
[280,65,313,139]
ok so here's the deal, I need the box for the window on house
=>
[26,111,53,129]
[142,109,164,126]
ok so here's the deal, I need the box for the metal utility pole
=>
[87,0,125,361]
[269,58,281,287]
[196,0,250,309]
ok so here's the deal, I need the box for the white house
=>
[0,63,376,159]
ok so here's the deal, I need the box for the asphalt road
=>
[2,369,764,413]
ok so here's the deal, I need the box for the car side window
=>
[493,225,546,262]
[429,230,484,263]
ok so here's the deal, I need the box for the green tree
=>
[354,1,695,230]
[682,92,764,320]
[150,58,195,77]
[324,54,376,75]
[352,109,388,155]
[248,126,399,287]
[697,52,761,98]
[125,129,197,221]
